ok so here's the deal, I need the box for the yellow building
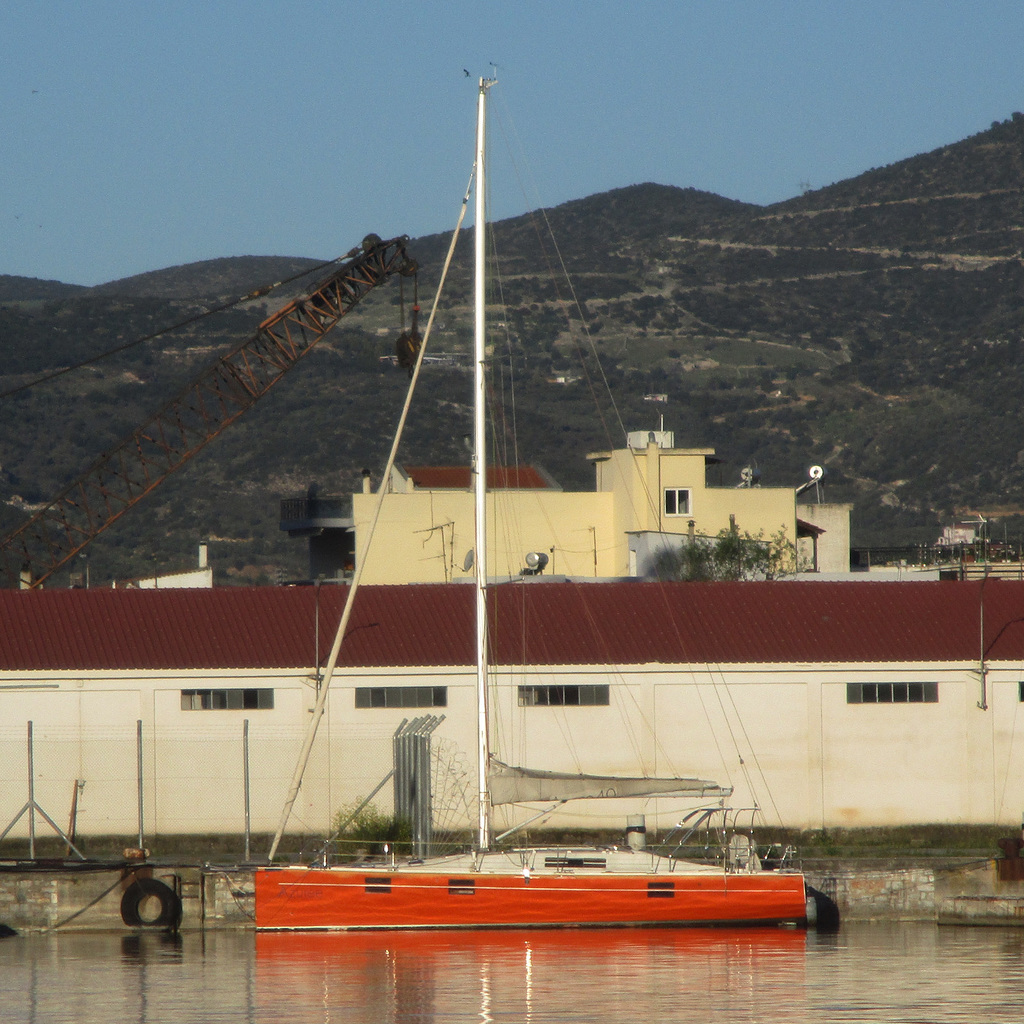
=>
[336,431,830,584]
[588,430,799,577]
[352,462,614,582]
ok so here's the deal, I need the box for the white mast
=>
[474,77,495,851]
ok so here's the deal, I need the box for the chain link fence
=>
[0,717,473,861]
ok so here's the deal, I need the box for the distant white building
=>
[938,525,979,547]
[116,543,213,589]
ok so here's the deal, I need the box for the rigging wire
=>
[489,94,663,553]
[484,90,789,827]
[490,90,629,451]
[473,93,667,780]
[714,661,785,824]
[0,257,345,401]
[482,97,682,785]
[267,180,473,862]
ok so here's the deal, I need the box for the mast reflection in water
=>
[5,924,1024,1023]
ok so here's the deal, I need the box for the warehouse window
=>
[663,488,691,517]
[846,682,937,704]
[518,684,610,707]
[354,686,447,709]
[180,688,274,711]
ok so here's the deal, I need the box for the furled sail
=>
[487,760,733,805]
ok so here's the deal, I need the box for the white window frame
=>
[180,687,275,710]
[846,682,938,704]
[663,487,691,517]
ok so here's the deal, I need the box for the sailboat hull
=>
[255,865,807,931]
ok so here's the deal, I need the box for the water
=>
[3,924,1024,1023]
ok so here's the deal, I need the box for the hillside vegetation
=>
[2,114,1024,585]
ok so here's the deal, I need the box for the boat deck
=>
[356,846,734,876]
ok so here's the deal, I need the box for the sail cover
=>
[487,760,732,805]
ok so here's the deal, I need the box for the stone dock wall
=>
[805,858,1024,925]
[0,865,254,934]
[2,860,1023,933]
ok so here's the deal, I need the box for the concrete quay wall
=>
[806,859,1024,925]
[2,860,1024,933]
[0,865,254,934]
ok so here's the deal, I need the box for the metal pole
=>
[978,573,989,710]
[27,721,36,860]
[243,719,251,862]
[417,721,431,857]
[136,719,144,849]
[473,76,496,853]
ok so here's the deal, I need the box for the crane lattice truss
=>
[0,235,416,588]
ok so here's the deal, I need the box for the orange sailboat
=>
[255,851,807,930]
[255,77,809,932]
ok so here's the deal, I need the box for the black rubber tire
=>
[806,885,841,933]
[120,878,182,930]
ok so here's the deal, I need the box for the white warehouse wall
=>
[3,659,1023,840]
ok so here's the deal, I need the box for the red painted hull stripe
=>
[255,869,807,930]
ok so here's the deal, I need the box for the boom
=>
[0,234,417,588]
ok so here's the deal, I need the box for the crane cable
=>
[0,256,347,401]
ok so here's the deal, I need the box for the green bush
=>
[331,800,411,859]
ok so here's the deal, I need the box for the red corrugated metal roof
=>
[404,466,553,490]
[1,581,1023,672]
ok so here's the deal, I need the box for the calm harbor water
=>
[3,923,1024,1024]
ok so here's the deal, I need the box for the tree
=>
[653,527,799,581]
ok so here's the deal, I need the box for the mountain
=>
[2,114,1024,585]
[89,256,327,299]
[0,276,87,302]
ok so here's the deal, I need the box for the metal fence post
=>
[27,721,36,859]
[244,718,251,862]
[136,719,144,849]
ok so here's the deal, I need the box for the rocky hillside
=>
[2,113,1024,585]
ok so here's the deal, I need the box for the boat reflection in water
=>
[255,927,808,1022]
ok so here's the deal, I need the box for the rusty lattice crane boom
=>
[0,234,418,588]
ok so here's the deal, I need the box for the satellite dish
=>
[463,549,474,572]
[522,551,549,575]
[795,463,825,497]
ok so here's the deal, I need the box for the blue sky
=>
[3,1,1024,286]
